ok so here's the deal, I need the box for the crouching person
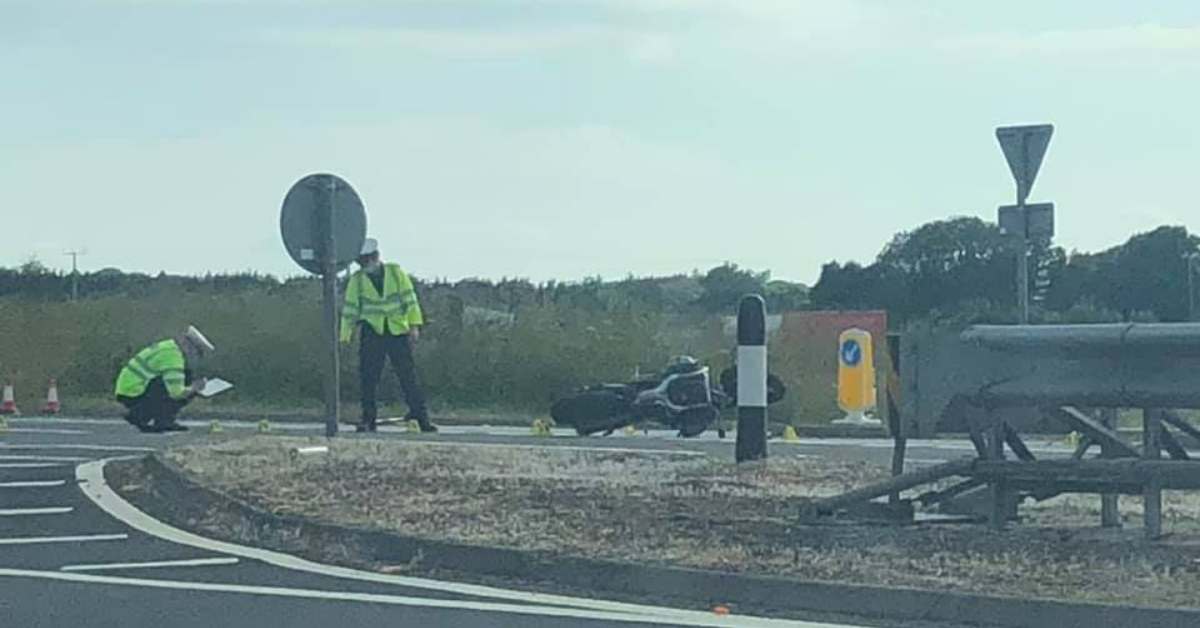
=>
[114,325,214,433]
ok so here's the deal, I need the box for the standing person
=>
[341,237,435,433]
[114,325,214,433]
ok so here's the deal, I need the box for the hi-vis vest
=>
[114,339,189,399]
[340,263,423,342]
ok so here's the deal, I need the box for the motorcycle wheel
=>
[550,390,631,437]
[675,405,717,438]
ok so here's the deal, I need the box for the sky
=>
[2,0,1198,284]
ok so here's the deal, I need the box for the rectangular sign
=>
[997,202,1054,240]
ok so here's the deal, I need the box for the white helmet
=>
[184,325,215,354]
[360,237,379,257]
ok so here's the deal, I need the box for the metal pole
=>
[320,178,341,438]
[1188,254,1197,322]
[1017,239,1029,324]
[1016,134,1030,325]
[735,294,768,463]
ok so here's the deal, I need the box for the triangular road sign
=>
[996,124,1053,204]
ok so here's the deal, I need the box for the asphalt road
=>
[0,415,1085,628]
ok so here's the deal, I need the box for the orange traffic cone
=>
[1,380,19,415]
[42,380,61,415]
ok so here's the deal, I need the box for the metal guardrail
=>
[962,323,1200,356]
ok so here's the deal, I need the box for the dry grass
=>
[166,438,1200,609]
[1024,491,1200,534]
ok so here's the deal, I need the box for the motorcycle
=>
[550,356,785,438]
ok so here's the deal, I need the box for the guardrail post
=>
[1099,408,1120,528]
[989,415,1010,529]
[1143,408,1163,539]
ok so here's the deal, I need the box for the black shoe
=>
[136,423,163,433]
[160,422,189,432]
[355,425,369,433]
[419,422,438,433]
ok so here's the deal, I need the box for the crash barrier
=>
[806,323,1200,539]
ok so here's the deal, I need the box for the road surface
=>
[0,415,1073,627]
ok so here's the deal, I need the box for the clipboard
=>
[198,377,234,398]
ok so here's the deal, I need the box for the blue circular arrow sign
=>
[840,338,862,367]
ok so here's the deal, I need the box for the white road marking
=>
[77,459,823,628]
[0,533,128,546]
[0,443,153,453]
[60,557,241,572]
[2,428,89,435]
[0,455,93,462]
[0,507,74,516]
[0,463,64,468]
[0,480,67,488]
[0,568,857,628]
[4,417,124,426]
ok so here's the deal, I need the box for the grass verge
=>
[156,437,1200,610]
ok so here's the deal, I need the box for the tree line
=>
[4,218,1197,328]
[810,219,1199,327]
[0,258,809,318]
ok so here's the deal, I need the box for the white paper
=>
[198,377,233,398]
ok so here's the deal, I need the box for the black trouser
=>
[116,377,191,431]
[360,325,428,429]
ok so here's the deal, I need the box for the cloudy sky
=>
[2,0,1198,282]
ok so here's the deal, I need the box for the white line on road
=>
[0,463,64,468]
[60,557,241,572]
[0,507,74,516]
[0,567,857,628]
[77,459,831,628]
[2,428,89,435]
[4,417,124,426]
[0,534,128,546]
[0,480,67,488]
[0,455,93,462]
[0,443,154,453]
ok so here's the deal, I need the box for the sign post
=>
[1188,253,1199,322]
[996,124,1054,324]
[280,173,367,438]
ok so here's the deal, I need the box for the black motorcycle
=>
[550,356,785,438]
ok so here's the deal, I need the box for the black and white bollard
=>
[736,294,768,462]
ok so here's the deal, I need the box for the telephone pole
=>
[64,250,85,302]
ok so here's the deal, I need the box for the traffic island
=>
[109,437,1200,628]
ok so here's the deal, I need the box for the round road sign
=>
[280,173,367,275]
[840,338,862,367]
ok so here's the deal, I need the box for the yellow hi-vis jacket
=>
[113,339,189,399]
[340,263,423,342]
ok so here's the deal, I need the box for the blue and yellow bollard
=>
[833,327,880,426]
